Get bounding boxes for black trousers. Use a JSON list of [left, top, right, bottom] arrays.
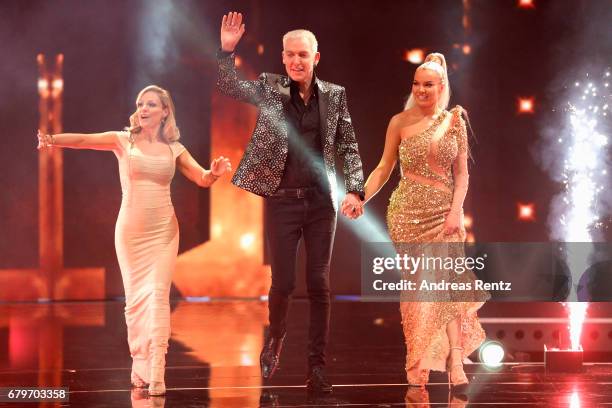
[[264, 189, 337, 369]]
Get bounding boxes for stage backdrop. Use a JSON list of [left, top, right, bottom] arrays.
[[1, 0, 610, 300]]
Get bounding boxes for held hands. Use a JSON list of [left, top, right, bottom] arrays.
[[340, 193, 364, 220], [220, 12, 245, 52], [37, 130, 53, 149]]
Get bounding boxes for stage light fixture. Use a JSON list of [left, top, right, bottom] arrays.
[[240, 353, 253, 366], [518, 0, 535, 9], [544, 345, 583, 373], [545, 303, 587, 373], [240, 233, 255, 250], [517, 203, 536, 221], [212, 223, 222, 238], [37, 78, 49, 98], [518, 97, 535, 114], [404, 49, 425, 65], [52, 79, 64, 91], [479, 341, 505, 368]]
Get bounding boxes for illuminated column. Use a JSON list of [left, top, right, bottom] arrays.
[[37, 54, 64, 300], [0, 54, 105, 301]]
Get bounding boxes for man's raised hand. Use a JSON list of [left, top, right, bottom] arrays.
[[220, 12, 246, 52]]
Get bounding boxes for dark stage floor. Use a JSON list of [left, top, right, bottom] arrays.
[[1, 300, 611, 407]]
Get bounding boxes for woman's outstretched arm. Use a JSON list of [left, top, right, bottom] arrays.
[[37, 130, 121, 151]]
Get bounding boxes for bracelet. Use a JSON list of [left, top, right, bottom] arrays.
[[210, 172, 220, 181], [43, 134, 55, 148]]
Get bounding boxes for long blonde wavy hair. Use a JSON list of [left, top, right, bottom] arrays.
[[128, 85, 180, 142]]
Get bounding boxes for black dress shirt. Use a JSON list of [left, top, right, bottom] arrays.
[[278, 80, 326, 190]]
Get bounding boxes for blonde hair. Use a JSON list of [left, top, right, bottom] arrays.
[[128, 85, 180, 142], [404, 52, 451, 111], [283, 29, 318, 53]]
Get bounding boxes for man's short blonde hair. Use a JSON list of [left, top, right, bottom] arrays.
[[282, 29, 318, 53]]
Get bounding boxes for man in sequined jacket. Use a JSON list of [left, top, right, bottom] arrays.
[[216, 12, 365, 393]]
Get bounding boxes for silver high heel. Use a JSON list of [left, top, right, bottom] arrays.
[[131, 360, 148, 388], [447, 346, 468, 388], [148, 348, 166, 396], [148, 381, 166, 396]]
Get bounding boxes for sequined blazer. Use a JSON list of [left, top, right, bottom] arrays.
[[217, 52, 364, 210]]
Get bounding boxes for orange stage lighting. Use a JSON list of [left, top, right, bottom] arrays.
[[0, 54, 104, 301], [517, 203, 536, 221], [404, 49, 425, 65], [462, 44, 472, 55], [173, 61, 270, 298], [518, 0, 535, 9], [464, 212, 475, 242], [257, 44, 264, 55], [240, 233, 256, 251], [518, 97, 535, 114], [463, 213, 473, 229]]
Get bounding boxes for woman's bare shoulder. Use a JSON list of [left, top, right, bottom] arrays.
[[390, 108, 421, 128]]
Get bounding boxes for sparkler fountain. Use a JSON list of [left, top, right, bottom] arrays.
[[544, 70, 610, 372]]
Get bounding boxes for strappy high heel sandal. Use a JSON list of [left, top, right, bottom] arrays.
[[407, 366, 430, 387], [131, 370, 148, 388], [447, 346, 468, 388]]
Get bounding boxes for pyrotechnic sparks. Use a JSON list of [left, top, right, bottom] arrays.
[[559, 70, 610, 242], [565, 302, 589, 350], [569, 391, 581, 408], [553, 69, 610, 351]]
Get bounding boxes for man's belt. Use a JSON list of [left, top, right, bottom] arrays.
[[268, 187, 316, 199]]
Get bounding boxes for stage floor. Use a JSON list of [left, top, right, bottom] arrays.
[[1, 300, 611, 407]]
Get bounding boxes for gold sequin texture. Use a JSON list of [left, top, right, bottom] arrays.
[[217, 52, 364, 210], [386, 106, 489, 374]]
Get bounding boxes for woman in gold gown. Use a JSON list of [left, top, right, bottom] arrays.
[[362, 53, 487, 387]]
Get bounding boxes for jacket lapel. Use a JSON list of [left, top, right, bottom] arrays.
[[276, 76, 291, 105], [316, 78, 330, 147]]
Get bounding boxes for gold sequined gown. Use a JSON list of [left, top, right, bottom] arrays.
[[386, 106, 487, 375]]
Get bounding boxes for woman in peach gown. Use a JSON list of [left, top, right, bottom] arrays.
[[37, 85, 231, 395], [362, 53, 488, 388]]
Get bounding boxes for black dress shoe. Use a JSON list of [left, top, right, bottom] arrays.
[[259, 390, 279, 407], [306, 366, 333, 394], [260, 334, 286, 379]]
